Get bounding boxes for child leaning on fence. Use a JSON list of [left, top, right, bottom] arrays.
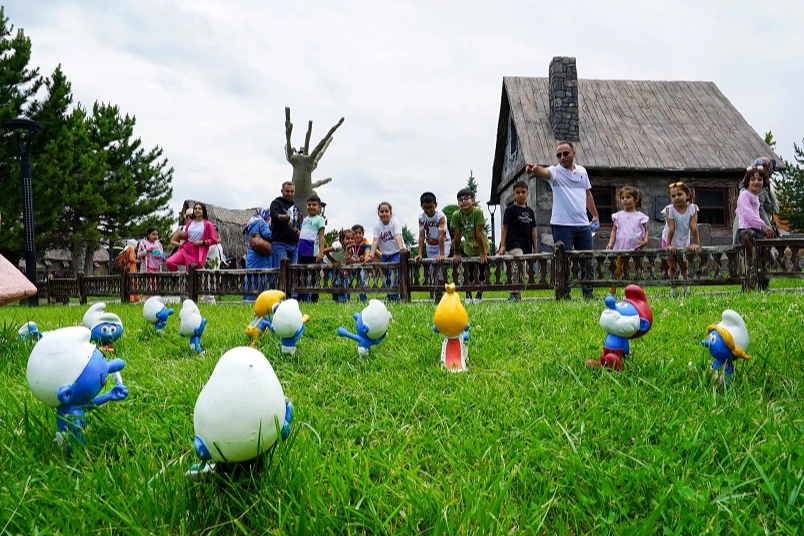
[[662, 181, 700, 294], [498, 181, 537, 301], [368, 202, 405, 302], [414, 192, 451, 302], [606, 186, 649, 295], [451, 188, 489, 304]]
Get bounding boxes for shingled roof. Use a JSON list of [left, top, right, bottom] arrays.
[[491, 71, 780, 202]]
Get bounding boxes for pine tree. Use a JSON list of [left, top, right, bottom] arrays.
[[775, 139, 804, 232]]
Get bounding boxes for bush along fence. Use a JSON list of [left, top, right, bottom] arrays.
[[41, 234, 804, 304]]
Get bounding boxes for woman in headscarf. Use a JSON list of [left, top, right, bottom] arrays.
[[243, 208, 273, 301]]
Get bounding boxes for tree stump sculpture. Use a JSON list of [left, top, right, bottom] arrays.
[[284, 107, 344, 213]]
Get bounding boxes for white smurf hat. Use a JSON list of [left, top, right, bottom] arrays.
[[26, 326, 97, 407], [707, 309, 750, 360]]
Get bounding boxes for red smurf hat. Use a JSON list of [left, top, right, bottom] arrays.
[[622, 285, 653, 338]]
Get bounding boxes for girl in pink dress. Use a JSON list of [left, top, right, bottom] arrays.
[[606, 186, 649, 294]]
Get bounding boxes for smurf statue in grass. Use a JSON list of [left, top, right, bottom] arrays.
[[433, 283, 470, 372], [587, 284, 653, 371], [337, 299, 392, 356], [270, 299, 309, 355], [26, 326, 128, 452], [702, 309, 750, 386], [18, 321, 43, 342], [143, 296, 174, 331], [82, 302, 123, 349], [179, 299, 207, 353], [187, 346, 292, 479], [246, 290, 286, 346]]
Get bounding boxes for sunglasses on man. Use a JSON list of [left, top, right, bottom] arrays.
[[556, 151, 571, 159]]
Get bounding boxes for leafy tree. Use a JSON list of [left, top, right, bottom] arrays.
[[401, 224, 416, 252], [775, 138, 804, 232], [0, 7, 43, 264]]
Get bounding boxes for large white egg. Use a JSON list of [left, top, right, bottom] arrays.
[[193, 347, 287, 463], [362, 299, 392, 340]]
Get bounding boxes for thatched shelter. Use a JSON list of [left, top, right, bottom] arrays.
[[182, 200, 259, 266]]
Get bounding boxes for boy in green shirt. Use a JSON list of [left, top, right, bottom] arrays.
[[450, 188, 489, 303]]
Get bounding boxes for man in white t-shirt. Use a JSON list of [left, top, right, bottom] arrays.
[[526, 141, 599, 299]]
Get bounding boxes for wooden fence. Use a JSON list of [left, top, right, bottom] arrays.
[[41, 234, 804, 304]]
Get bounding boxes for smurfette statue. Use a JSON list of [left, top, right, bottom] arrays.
[[187, 346, 292, 478], [270, 299, 309, 355], [26, 326, 128, 452], [82, 302, 123, 349], [587, 284, 653, 370], [337, 299, 392, 356], [433, 283, 470, 372], [702, 309, 750, 386], [246, 290, 286, 346], [143, 296, 174, 331], [179, 299, 207, 353]]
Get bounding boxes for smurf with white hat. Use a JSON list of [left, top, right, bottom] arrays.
[[26, 326, 128, 452], [701, 309, 750, 385]]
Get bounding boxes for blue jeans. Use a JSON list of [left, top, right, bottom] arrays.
[[551, 225, 594, 298], [382, 252, 400, 301], [272, 242, 298, 298]]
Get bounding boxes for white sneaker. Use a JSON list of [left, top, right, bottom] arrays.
[[464, 297, 473, 304], [473, 298, 482, 304]]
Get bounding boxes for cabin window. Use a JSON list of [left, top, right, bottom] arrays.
[[590, 187, 615, 225], [696, 188, 727, 226], [508, 117, 518, 156]]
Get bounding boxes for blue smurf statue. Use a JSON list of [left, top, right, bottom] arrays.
[[179, 299, 207, 353], [82, 302, 123, 348], [270, 299, 309, 355], [587, 284, 653, 371], [18, 321, 43, 342], [26, 326, 128, 453], [186, 347, 293, 479], [701, 309, 750, 386], [143, 296, 174, 331], [337, 299, 392, 356]]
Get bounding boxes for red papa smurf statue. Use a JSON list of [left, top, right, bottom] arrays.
[[179, 299, 207, 353], [246, 290, 286, 346], [82, 302, 123, 349], [143, 296, 174, 331], [587, 284, 653, 371], [701, 309, 750, 386], [26, 326, 128, 452], [337, 299, 392, 356], [187, 346, 292, 478]]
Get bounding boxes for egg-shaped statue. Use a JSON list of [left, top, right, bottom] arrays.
[[193, 347, 292, 464], [433, 283, 469, 339]]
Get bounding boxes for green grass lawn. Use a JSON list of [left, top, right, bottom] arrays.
[[1, 288, 803, 534]]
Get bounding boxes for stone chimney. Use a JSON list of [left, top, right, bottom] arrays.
[[548, 56, 580, 141]]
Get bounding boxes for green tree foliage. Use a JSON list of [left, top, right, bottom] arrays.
[[775, 139, 804, 232], [401, 224, 416, 250], [0, 9, 174, 273]]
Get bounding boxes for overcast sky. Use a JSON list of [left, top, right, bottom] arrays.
[[8, 0, 804, 242]]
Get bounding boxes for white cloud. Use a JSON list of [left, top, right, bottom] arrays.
[[8, 0, 804, 242]]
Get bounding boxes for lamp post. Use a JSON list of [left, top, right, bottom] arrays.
[[5, 117, 42, 306], [486, 201, 498, 255]]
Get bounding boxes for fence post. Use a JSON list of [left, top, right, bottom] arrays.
[[399, 249, 410, 302], [188, 263, 198, 302], [741, 231, 757, 291], [280, 257, 291, 296], [121, 267, 130, 303], [78, 271, 87, 305], [554, 242, 567, 300]]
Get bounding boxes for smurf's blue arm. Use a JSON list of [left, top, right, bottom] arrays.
[[281, 398, 293, 440], [281, 325, 306, 347], [337, 327, 362, 343], [93, 384, 129, 405]]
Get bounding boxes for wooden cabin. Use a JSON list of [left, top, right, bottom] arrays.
[[489, 56, 782, 248]]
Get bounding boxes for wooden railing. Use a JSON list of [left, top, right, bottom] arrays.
[[44, 235, 804, 304]]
